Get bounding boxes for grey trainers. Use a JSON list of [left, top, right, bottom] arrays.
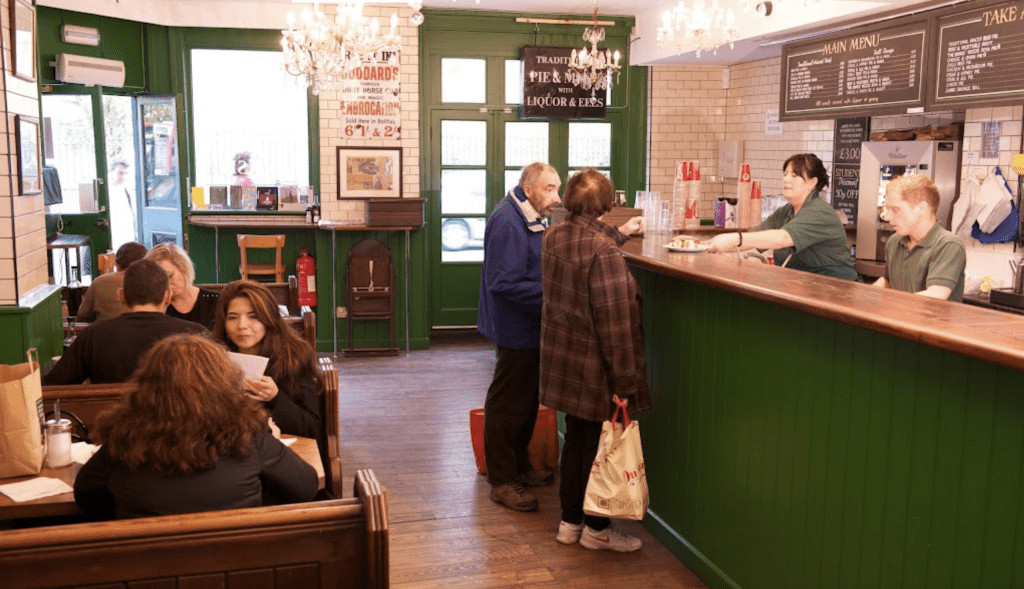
[[579, 525, 642, 552], [489, 482, 538, 512], [518, 469, 554, 486], [556, 521, 585, 544]]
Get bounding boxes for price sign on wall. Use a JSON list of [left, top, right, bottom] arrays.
[[832, 117, 869, 221], [339, 51, 401, 140]]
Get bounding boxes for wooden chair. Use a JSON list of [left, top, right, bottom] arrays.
[[96, 252, 117, 275], [237, 233, 286, 282], [346, 239, 398, 355], [0, 469, 389, 589]]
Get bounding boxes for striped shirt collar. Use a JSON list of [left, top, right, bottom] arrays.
[[511, 186, 547, 233]]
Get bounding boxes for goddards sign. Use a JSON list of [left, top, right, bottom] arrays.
[[521, 46, 607, 119]]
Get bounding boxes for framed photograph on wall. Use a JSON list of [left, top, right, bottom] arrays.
[[337, 146, 402, 199], [15, 115, 41, 195], [10, 0, 35, 82]]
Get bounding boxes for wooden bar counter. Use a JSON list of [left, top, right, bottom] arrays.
[[621, 236, 1024, 589]]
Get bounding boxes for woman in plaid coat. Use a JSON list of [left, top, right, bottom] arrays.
[[540, 168, 650, 552]]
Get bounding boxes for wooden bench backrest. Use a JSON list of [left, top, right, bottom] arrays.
[[199, 276, 298, 315], [0, 469, 388, 589], [41, 383, 131, 441]]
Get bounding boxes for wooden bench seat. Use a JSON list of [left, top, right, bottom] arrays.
[[0, 469, 388, 589], [41, 358, 342, 498]]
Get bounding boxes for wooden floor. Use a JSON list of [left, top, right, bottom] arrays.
[[333, 330, 709, 589]]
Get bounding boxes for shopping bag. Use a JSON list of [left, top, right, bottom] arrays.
[[0, 349, 45, 478], [470, 406, 559, 475], [583, 395, 649, 520]]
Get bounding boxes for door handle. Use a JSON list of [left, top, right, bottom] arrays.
[[96, 218, 109, 229]]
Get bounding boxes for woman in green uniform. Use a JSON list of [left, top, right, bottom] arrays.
[[707, 153, 857, 281]]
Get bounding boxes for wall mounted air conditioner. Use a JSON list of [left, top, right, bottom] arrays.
[[54, 53, 125, 87]]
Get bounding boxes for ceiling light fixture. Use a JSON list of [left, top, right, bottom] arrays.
[[281, 1, 409, 95], [567, 0, 621, 98], [657, 0, 739, 58]]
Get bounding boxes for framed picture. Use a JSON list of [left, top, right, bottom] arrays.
[[337, 146, 402, 199], [15, 115, 41, 195], [10, 0, 35, 82]]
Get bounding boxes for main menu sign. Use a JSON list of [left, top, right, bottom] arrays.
[[935, 0, 1024, 107], [781, 21, 927, 120], [521, 46, 607, 119]]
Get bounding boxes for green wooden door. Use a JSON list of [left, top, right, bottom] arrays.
[[420, 9, 644, 329]]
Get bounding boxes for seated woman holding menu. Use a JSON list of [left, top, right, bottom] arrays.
[[707, 153, 857, 281], [213, 280, 322, 439], [146, 242, 220, 329], [74, 334, 318, 520]]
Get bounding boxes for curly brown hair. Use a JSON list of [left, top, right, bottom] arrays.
[[96, 334, 268, 476], [212, 280, 323, 401]]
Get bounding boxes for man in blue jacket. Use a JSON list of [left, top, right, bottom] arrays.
[[478, 162, 562, 512]]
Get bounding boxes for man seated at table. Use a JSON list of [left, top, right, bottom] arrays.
[[75, 241, 148, 323], [44, 259, 209, 385], [873, 174, 966, 301]]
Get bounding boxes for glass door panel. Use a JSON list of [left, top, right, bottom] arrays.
[[138, 96, 182, 248], [102, 95, 140, 250], [440, 119, 488, 263], [42, 95, 98, 215], [442, 59, 486, 104], [569, 122, 612, 181]]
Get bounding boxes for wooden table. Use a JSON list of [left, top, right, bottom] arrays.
[[0, 436, 324, 523]]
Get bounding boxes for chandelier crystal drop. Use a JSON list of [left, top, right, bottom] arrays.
[[657, 0, 739, 58], [281, 1, 405, 96], [567, 0, 622, 98]]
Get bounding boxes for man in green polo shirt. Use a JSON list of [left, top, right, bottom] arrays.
[[874, 174, 966, 301]]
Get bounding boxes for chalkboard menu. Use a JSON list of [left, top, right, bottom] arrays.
[[831, 117, 869, 221], [934, 0, 1024, 107], [780, 21, 927, 120]]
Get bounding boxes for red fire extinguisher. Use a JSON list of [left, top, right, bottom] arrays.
[[296, 246, 317, 307]]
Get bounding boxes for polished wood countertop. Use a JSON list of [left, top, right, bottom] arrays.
[[621, 236, 1024, 371]]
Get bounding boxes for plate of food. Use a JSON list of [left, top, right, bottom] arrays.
[[665, 237, 709, 253]]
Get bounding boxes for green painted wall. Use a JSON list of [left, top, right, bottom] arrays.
[[634, 266, 1024, 589], [0, 288, 64, 366]]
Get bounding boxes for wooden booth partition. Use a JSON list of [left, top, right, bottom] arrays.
[[624, 240, 1024, 589]]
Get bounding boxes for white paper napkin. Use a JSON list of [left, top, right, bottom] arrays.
[[0, 477, 74, 502], [71, 441, 100, 464], [280, 437, 296, 447]]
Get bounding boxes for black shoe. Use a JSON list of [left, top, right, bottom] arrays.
[[518, 469, 554, 486]]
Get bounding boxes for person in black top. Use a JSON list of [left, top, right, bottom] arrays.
[[74, 334, 318, 519], [213, 280, 322, 439], [43, 259, 208, 385], [145, 242, 219, 329]]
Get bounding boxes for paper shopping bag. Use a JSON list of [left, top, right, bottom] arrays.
[[0, 349, 45, 478], [583, 395, 649, 520]]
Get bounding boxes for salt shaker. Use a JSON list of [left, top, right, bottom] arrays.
[[45, 418, 73, 468]]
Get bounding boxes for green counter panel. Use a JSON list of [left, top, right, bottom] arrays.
[[0, 288, 64, 366], [635, 267, 1024, 589]]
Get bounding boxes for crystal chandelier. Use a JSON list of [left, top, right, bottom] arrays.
[[567, 0, 621, 98], [281, 1, 406, 95], [657, 0, 739, 58]]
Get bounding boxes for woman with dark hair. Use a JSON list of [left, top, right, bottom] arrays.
[[540, 168, 649, 552], [73, 334, 318, 519], [213, 280, 322, 439], [708, 153, 857, 280]]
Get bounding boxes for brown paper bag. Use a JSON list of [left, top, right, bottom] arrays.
[[0, 349, 45, 478]]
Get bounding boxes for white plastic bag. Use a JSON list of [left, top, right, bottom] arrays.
[[583, 395, 649, 521], [976, 169, 1014, 233]]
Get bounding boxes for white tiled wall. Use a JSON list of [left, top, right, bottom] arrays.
[[316, 4, 420, 224], [1, 0, 47, 305], [648, 56, 1024, 287]]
